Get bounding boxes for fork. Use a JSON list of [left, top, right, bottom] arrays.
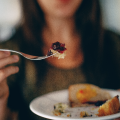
[[0, 49, 57, 60]]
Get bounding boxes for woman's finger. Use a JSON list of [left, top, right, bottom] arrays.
[[0, 79, 9, 99], [0, 66, 19, 82], [0, 51, 11, 59], [0, 55, 19, 68], [114, 118, 120, 120]]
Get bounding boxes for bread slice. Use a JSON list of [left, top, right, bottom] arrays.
[[97, 95, 120, 116], [69, 84, 111, 107]]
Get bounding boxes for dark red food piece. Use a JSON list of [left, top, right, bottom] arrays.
[[51, 41, 67, 53]]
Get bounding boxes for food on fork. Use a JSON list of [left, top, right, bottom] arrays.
[[69, 84, 112, 107], [97, 95, 120, 116], [47, 41, 67, 59]]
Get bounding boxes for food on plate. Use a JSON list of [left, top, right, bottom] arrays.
[[97, 95, 120, 116], [54, 103, 68, 113], [52, 86, 120, 118], [53, 103, 69, 116], [47, 41, 67, 59], [80, 111, 92, 118], [69, 84, 112, 107]]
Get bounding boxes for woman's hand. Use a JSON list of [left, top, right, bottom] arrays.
[[0, 51, 19, 119]]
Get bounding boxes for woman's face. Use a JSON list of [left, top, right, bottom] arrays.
[[37, 0, 83, 18]]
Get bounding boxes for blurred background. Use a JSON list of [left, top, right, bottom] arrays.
[[0, 0, 120, 41]]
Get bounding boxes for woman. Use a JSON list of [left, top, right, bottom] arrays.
[[0, 0, 120, 119]]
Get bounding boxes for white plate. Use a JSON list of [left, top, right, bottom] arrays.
[[30, 89, 120, 120]]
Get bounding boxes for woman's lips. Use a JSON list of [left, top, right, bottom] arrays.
[[58, 0, 71, 4]]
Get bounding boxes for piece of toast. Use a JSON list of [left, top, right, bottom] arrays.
[[97, 95, 120, 116], [69, 84, 111, 107]]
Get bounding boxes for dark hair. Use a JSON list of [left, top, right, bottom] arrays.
[[74, 0, 104, 71], [21, 0, 44, 42], [21, 0, 104, 82]]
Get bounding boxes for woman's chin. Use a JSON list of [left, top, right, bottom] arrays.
[[50, 11, 76, 19]]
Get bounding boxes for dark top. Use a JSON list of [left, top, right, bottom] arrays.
[[0, 28, 120, 120]]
